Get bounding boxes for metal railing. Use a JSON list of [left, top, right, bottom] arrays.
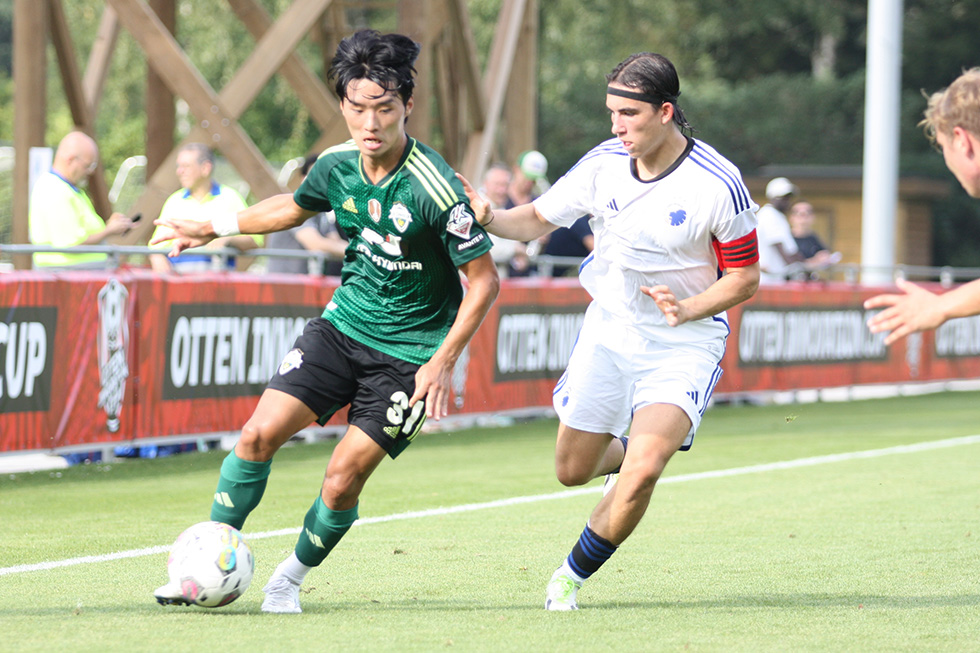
[[3, 244, 980, 288], [0, 244, 338, 276]]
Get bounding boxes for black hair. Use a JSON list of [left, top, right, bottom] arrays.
[[606, 52, 693, 132], [329, 29, 421, 105], [300, 154, 318, 177]]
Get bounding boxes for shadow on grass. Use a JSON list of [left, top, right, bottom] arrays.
[[5, 592, 979, 618], [261, 592, 980, 613]]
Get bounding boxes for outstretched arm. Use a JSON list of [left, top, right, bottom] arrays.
[[152, 193, 315, 257], [865, 277, 980, 345], [456, 173, 557, 242]]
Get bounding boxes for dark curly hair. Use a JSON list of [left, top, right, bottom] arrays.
[[329, 30, 421, 105]]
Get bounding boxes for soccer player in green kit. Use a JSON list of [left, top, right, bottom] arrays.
[[152, 30, 499, 613]]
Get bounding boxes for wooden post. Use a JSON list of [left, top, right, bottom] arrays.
[[398, 0, 432, 144], [82, 7, 120, 119], [461, 0, 528, 182], [227, 0, 347, 146], [503, 0, 538, 165], [12, 0, 48, 269], [48, 0, 113, 219], [146, 0, 176, 178]]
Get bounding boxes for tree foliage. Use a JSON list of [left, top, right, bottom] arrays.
[[0, 3, 11, 76]]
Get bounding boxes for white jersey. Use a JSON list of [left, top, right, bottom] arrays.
[[534, 137, 758, 345], [756, 203, 799, 285]]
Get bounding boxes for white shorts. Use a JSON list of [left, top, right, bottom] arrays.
[[552, 303, 725, 450]]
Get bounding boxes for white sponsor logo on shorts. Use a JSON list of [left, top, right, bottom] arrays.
[[278, 348, 304, 375]]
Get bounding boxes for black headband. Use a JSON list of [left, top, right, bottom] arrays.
[[606, 85, 679, 105]]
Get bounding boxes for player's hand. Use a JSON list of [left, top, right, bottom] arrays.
[[151, 217, 217, 257], [410, 356, 454, 421], [455, 173, 493, 226], [641, 284, 689, 327], [864, 278, 945, 345]]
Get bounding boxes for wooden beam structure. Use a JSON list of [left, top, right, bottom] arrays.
[[82, 7, 121, 119], [461, 0, 536, 183], [145, 0, 175, 178], [12, 0, 48, 271], [10, 0, 542, 267], [47, 0, 113, 219]]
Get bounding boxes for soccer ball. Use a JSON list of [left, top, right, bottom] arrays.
[[165, 521, 254, 607]]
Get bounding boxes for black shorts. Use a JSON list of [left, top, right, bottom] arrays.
[[267, 317, 426, 458]]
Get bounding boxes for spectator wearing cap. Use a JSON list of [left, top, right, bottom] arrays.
[[756, 176, 805, 285], [501, 150, 550, 276], [506, 150, 549, 208]]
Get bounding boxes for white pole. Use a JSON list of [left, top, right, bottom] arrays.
[[861, 0, 904, 286]]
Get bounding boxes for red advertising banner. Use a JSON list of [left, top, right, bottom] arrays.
[[131, 271, 336, 439], [0, 271, 138, 451], [719, 284, 980, 395], [2, 273, 978, 455]]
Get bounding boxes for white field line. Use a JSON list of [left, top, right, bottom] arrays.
[[3, 434, 979, 578]]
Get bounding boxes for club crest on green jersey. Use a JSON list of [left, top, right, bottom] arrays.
[[390, 202, 413, 233]]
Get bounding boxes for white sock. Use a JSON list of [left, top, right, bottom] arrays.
[[274, 552, 312, 585], [558, 560, 586, 584]]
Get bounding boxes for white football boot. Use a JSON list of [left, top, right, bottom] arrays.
[[261, 575, 302, 613], [544, 567, 583, 611]]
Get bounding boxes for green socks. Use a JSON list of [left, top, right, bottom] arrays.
[[209, 451, 358, 569], [294, 496, 359, 567], [210, 451, 272, 530]]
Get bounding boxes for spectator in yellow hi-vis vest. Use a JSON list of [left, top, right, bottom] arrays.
[[149, 143, 257, 274], [29, 131, 134, 268]]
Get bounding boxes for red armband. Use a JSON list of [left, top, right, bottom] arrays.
[[714, 229, 759, 269]]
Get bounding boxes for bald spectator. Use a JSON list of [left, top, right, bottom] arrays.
[[29, 131, 134, 268]]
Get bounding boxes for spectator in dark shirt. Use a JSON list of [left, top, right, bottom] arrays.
[[541, 215, 594, 277], [266, 154, 347, 274], [789, 201, 827, 258], [788, 200, 839, 280]]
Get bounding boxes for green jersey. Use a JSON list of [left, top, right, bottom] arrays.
[[293, 137, 493, 365]]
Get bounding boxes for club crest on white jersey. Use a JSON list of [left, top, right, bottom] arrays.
[[668, 207, 688, 226]]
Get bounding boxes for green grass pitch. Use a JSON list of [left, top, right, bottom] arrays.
[[1, 391, 979, 651]]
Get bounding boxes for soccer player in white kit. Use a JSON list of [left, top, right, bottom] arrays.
[[460, 52, 761, 610]]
